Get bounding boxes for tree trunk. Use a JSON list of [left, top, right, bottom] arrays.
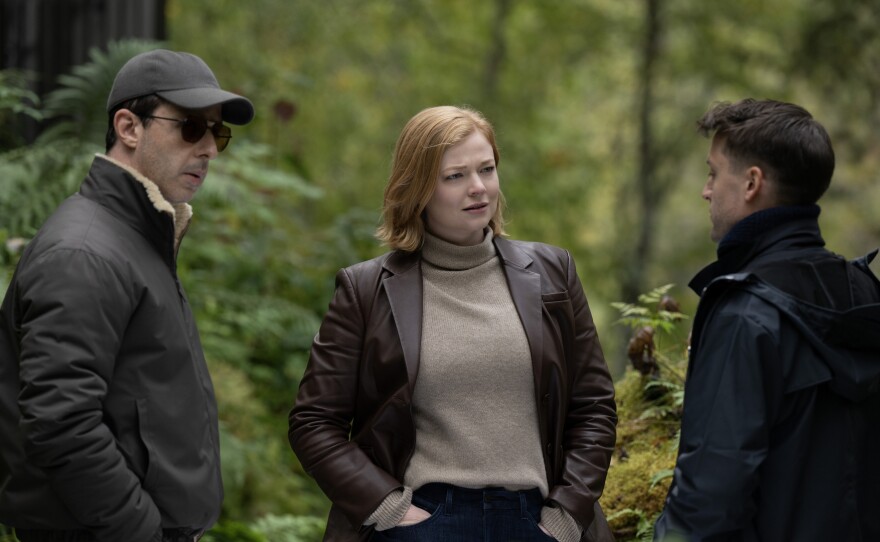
[[622, 0, 661, 303], [483, 0, 511, 104]]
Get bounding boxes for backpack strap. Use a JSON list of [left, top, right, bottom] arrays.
[[748, 252, 852, 310]]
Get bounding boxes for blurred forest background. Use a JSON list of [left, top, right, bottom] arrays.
[[2, 0, 880, 540]]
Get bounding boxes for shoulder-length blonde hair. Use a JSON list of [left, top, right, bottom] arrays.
[[376, 105, 507, 252]]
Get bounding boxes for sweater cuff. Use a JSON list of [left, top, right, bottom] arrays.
[[365, 487, 413, 531], [541, 504, 583, 542]]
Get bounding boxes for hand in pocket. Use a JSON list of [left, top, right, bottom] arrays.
[[396, 504, 432, 526]]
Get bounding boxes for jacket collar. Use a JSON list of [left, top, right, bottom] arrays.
[[383, 248, 421, 275], [494, 236, 534, 269], [80, 155, 193, 264], [493, 237, 543, 392], [690, 205, 825, 295], [381, 234, 534, 275], [383, 237, 532, 275], [382, 249, 423, 391]]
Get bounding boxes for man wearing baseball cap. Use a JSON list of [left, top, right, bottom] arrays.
[[0, 49, 254, 542]]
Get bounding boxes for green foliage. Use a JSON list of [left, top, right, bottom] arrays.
[[39, 40, 162, 146], [201, 520, 267, 542], [0, 141, 93, 237], [250, 514, 325, 542], [601, 287, 689, 541], [177, 137, 373, 420], [0, 229, 24, 295], [0, 40, 160, 238], [0, 67, 78, 236], [0, 71, 41, 119], [606, 508, 655, 542], [209, 360, 328, 519], [611, 284, 688, 335], [200, 514, 324, 542], [0, 70, 42, 151], [167, 0, 880, 380]]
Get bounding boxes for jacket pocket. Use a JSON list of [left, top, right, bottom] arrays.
[[135, 398, 159, 489], [541, 290, 570, 304], [542, 291, 575, 361]]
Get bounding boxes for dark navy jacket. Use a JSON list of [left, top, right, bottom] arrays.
[[655, 207, 880, 541]]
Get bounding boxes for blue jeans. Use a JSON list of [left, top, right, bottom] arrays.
[[371, 483, 557, 542]]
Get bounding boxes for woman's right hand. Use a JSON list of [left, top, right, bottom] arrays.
[[396, 504, 432, 526]]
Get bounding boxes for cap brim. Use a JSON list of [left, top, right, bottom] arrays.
[[157, 87, 255, 125]]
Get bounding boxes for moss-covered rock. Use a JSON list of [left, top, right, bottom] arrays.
[[600, 368, 681, 541]]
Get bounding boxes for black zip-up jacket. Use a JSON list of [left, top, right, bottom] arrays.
[[655, 206, 880, 541], [0, 155, 222, 541]]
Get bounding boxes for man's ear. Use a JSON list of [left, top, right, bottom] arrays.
[[743, 165, 767, 203], [113, 109, 141, 150]]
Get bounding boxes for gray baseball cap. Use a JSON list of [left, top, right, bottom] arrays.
[[107, 49, 254, 125]]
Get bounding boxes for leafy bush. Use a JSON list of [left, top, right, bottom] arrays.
[[0, 69, 41, 152], [250, 514, 325, 542], [201, 514, 324, 542], [201, 519, 267, 542], [0, 40, 159, 237]]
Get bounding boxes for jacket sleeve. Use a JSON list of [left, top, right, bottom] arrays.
[[288, 267, 402, 529], [654, 292, 781, 541], [547, 252, 618, 531], [16, 249, 161, 542]]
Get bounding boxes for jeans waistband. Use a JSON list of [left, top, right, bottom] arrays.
[[415, 482, 544, 512]]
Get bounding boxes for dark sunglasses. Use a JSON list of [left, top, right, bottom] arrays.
[[142, 115, 232, 152]]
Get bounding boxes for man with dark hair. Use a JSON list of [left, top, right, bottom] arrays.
[[0, 49, 254, 542], [654, 98, 880, 541]]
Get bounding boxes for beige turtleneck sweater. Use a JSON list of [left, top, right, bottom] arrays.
[[366, 231, 581, 542], [408, 229, 547, 493]]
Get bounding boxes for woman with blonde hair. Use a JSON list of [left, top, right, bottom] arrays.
[[289, 105, 616, 542]]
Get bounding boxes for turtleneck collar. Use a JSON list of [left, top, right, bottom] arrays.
[[689, 204, 826, 295], [717, 204, 820, 258], [421, 229, 496, 270]]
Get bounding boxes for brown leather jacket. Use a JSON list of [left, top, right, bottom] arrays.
[[289, 237, 617, 541]]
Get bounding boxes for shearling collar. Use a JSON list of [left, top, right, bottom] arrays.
[[96, 154, 193, 251]]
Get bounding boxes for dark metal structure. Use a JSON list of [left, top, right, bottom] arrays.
[[0, 0, 166, 141]]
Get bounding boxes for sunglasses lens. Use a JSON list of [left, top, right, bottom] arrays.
[[180, 117, 232, 152], [212, 124, 231, 152], [180, 117, 208, 144]]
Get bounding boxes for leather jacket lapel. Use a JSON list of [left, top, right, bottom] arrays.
[[381, 239, 547, 396], [495, 238, 544, 392], [383, 251, 423, 393]]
